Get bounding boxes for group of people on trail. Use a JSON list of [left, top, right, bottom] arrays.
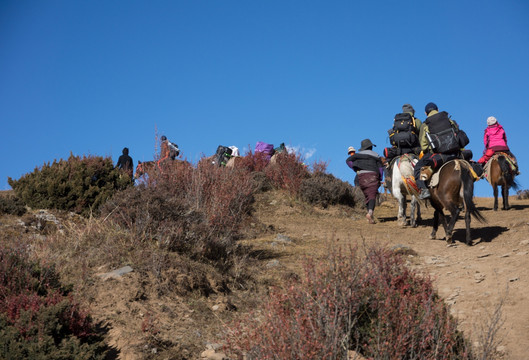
[[115, 135, 180, 177], [346, 101, 518, 224]]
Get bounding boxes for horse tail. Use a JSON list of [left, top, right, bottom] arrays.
[[461, 166, 487, 223], [498, 156, 519, 190]]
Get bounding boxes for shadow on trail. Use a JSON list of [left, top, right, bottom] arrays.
[[505, 203, 529, 211], [453, 225, 509, 244]]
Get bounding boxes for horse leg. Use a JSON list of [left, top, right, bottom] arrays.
[[493, 185, 499, 211], [415, 196, 422, 223], [430, 209, 442, 239], [464, 208, 472, 245], [502, 185, 510, 210], [410, 195, 418, 228], [445, 207, 461, 244], [395, 191, 407, 226]]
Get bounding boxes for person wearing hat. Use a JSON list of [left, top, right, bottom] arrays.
[[346, 139, 383, 224], [413, 102, 463, 199], [477, 116, 517, 171], [346, 146, 359, 186], [401, 103, 423, 133], [384, 104, 423, 189]]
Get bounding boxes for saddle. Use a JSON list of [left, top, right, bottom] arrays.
[[482, 152, 518, 184], [421, 159, 480, 188], [391, 154, 420, 196]]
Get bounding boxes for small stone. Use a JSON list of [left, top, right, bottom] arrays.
[[520, 240, 529, 246], [500, 253, 510, 258], [276, 234, 292, 243], [474, 274, 485, 283], [509, 277, 519, 282], [206, 343, 223, 351], [97, 266, 133, 280], [477, 253, 492, 258], [266, 259, 280, 268], [516, 251, 528, 256]]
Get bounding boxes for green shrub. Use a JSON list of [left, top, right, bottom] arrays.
[[8, 154, 131, 216], [516, 189, 529, 199], [299, 173, 360, 208], [0, 195, 27, 216]]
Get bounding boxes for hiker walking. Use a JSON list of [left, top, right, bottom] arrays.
[[413, 102, 463, 199], [477, 116, 518, 172], [116, 147, 133, 178], [346, 139, 383, 224]]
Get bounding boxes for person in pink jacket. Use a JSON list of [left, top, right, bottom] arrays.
[[477, 116, 518, 171]]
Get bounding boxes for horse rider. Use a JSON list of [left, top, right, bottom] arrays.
[[477, 116, 519, 174], [346, 139, 383, 224], [413, 102, 462, 200], [384, 103, 422, 189], [116, 147, 133, 178], [158, 135, 180, 168]]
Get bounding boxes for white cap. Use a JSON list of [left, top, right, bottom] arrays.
[[487, 116, 497, 126], [347, 146, 356, 153]]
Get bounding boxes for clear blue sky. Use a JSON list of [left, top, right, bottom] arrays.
[[1, 1, 528, 197]]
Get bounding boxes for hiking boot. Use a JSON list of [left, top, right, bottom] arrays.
[[418, 188, 431, 200]]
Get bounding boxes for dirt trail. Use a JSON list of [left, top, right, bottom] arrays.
[[253, 193, 529, 359]]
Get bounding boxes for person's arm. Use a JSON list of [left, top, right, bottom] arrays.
[[419, 124, 429, 151], [483, 129, 489, 149], [346, 154, 355, 170]]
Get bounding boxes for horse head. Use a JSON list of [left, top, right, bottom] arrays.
[[419, 166, 434, 182], [135, 161, 144, 177]]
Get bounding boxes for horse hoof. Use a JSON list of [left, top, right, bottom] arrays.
[[411, 222, 418, 228], [429, 234, 436, 240]]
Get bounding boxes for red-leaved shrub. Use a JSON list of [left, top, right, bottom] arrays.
[[265, 153, 310, 195], [224, 246, 472, 359], [102, 159, 255, 262], [0, 244, 108, 358]]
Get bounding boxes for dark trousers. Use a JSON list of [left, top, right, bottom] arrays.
[[414, 153, 458, 189]]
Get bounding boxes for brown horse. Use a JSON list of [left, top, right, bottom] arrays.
[[135, 160, 157, 178], [421, 160, 486, 245], [135, 159, 191, 179], [488, 154, 519, 211]]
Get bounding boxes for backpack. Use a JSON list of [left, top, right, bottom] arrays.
[[168, 142, 180, 159], [425, 111, 461, 154], [255, 141, 275, 159], [388, 113, 419, 148], [274, 142, 287, 154], [214, 145, 233, 167]]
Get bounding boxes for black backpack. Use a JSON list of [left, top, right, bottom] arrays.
[[388, 113, 418, 148], [168, 142, 180, 159], [424, 111, 462, 154], [214, 145, 233, 167]]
